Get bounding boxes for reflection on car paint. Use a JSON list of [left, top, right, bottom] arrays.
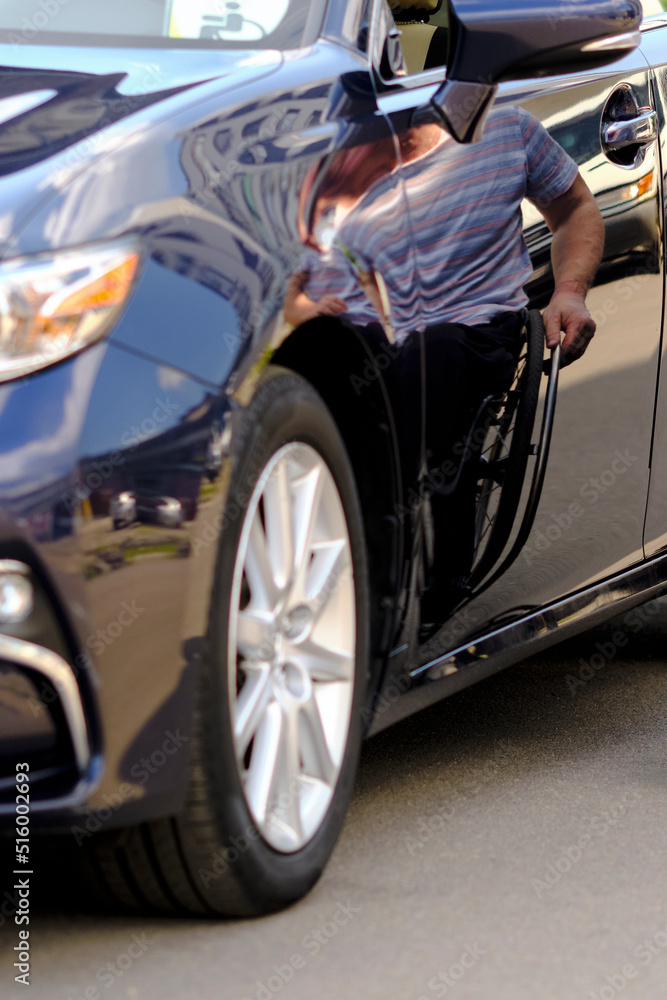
[[0, 0, 663, 827]]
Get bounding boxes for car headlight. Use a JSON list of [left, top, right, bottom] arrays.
[[0, 241, 142, 382]]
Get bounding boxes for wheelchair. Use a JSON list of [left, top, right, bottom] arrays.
[[417, 308, 559, 632], [467, 308, 560, 592]]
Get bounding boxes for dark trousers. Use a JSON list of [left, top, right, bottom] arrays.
[[364, 312, 523, 606]]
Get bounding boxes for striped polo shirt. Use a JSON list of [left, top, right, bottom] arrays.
[[304, 105, 579, 340]]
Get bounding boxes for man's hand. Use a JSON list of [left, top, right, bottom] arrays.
[[303, 294, 347, 321], [536, 173, 604, 367], [284, 284, 347, 327], [542, 279, 596, 367]]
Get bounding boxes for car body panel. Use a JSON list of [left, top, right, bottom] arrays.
[[0, 338, 229, 818], [414, 50, 664, 662], [637, 24, 667, 557], [0, 29, 408, 820], [0, 1, 666, 830], [357, 9, 663, 679]]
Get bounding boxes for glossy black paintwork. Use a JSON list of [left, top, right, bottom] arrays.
[[409, 53, 664, 674], [0, 341, 226, 815], [0, 30, 406, 818], [448, 0, 642, 82], [0, 2, 664, 826], [635, 24, 667, 559]]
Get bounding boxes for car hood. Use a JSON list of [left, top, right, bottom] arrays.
[[0, 44, 282, 241]]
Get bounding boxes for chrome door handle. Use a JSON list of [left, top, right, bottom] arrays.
[[602, 108, 658, 152]]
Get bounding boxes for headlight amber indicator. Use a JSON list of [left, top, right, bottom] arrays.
[[0, 242, 142, 382]]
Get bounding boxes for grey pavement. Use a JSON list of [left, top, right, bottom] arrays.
[[5, 596, 667, 1000]]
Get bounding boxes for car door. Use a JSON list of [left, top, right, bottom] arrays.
[[637, 17, 667, 558], [368, 3, 663, 666], [176, 0, 426, 674], [429, 44, 663, 659], [363, 0, 454, 665]]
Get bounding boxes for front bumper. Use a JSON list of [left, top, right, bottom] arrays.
[[0, 340, 231, 828]]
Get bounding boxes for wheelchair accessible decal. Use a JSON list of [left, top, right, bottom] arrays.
[[167, 0, 288, 41]]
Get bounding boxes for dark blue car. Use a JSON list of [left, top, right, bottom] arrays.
[[0, 0, 664, 916]]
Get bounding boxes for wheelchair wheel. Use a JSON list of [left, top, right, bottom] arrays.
[[468, 309, 545, 588]]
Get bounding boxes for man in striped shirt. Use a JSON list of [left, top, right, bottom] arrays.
[[290, 104, 601, 359], [286, 104, 604, 622]]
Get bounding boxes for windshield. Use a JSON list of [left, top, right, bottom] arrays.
[[0, 0, 317, 49], [642, 0, 667, 14]]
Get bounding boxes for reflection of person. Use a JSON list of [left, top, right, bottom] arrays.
[[406, 108, 603, 620], [315, 111, 599, 356], [299, 106, 602, 359], [284, 270, 346, 327], [293, 105, 604, 622], [297, 137, 399, 255], [289, 136, 402, 331]]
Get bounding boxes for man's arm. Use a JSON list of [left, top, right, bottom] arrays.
[[537, 172, 604, 365]]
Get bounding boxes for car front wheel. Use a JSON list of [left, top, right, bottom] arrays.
[[76, 367, 369, 917]]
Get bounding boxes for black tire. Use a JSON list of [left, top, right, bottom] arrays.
[[71, 367, 369, 917], [469, 310, 545, 587]]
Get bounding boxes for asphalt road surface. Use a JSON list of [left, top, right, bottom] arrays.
[[5, 596, 667, 1000]]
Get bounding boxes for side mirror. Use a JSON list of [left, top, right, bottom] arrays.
[[431, 0, 642, 142]]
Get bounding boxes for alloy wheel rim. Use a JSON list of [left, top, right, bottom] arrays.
[[228, 442, 356, 853]]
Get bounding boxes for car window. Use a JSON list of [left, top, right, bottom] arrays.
[[0, 0, 319, 49], [386, 0, 449, 77], [357, 0, 374, 52], [642, 0, 667, 14], [326, 0, 374, 51]]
